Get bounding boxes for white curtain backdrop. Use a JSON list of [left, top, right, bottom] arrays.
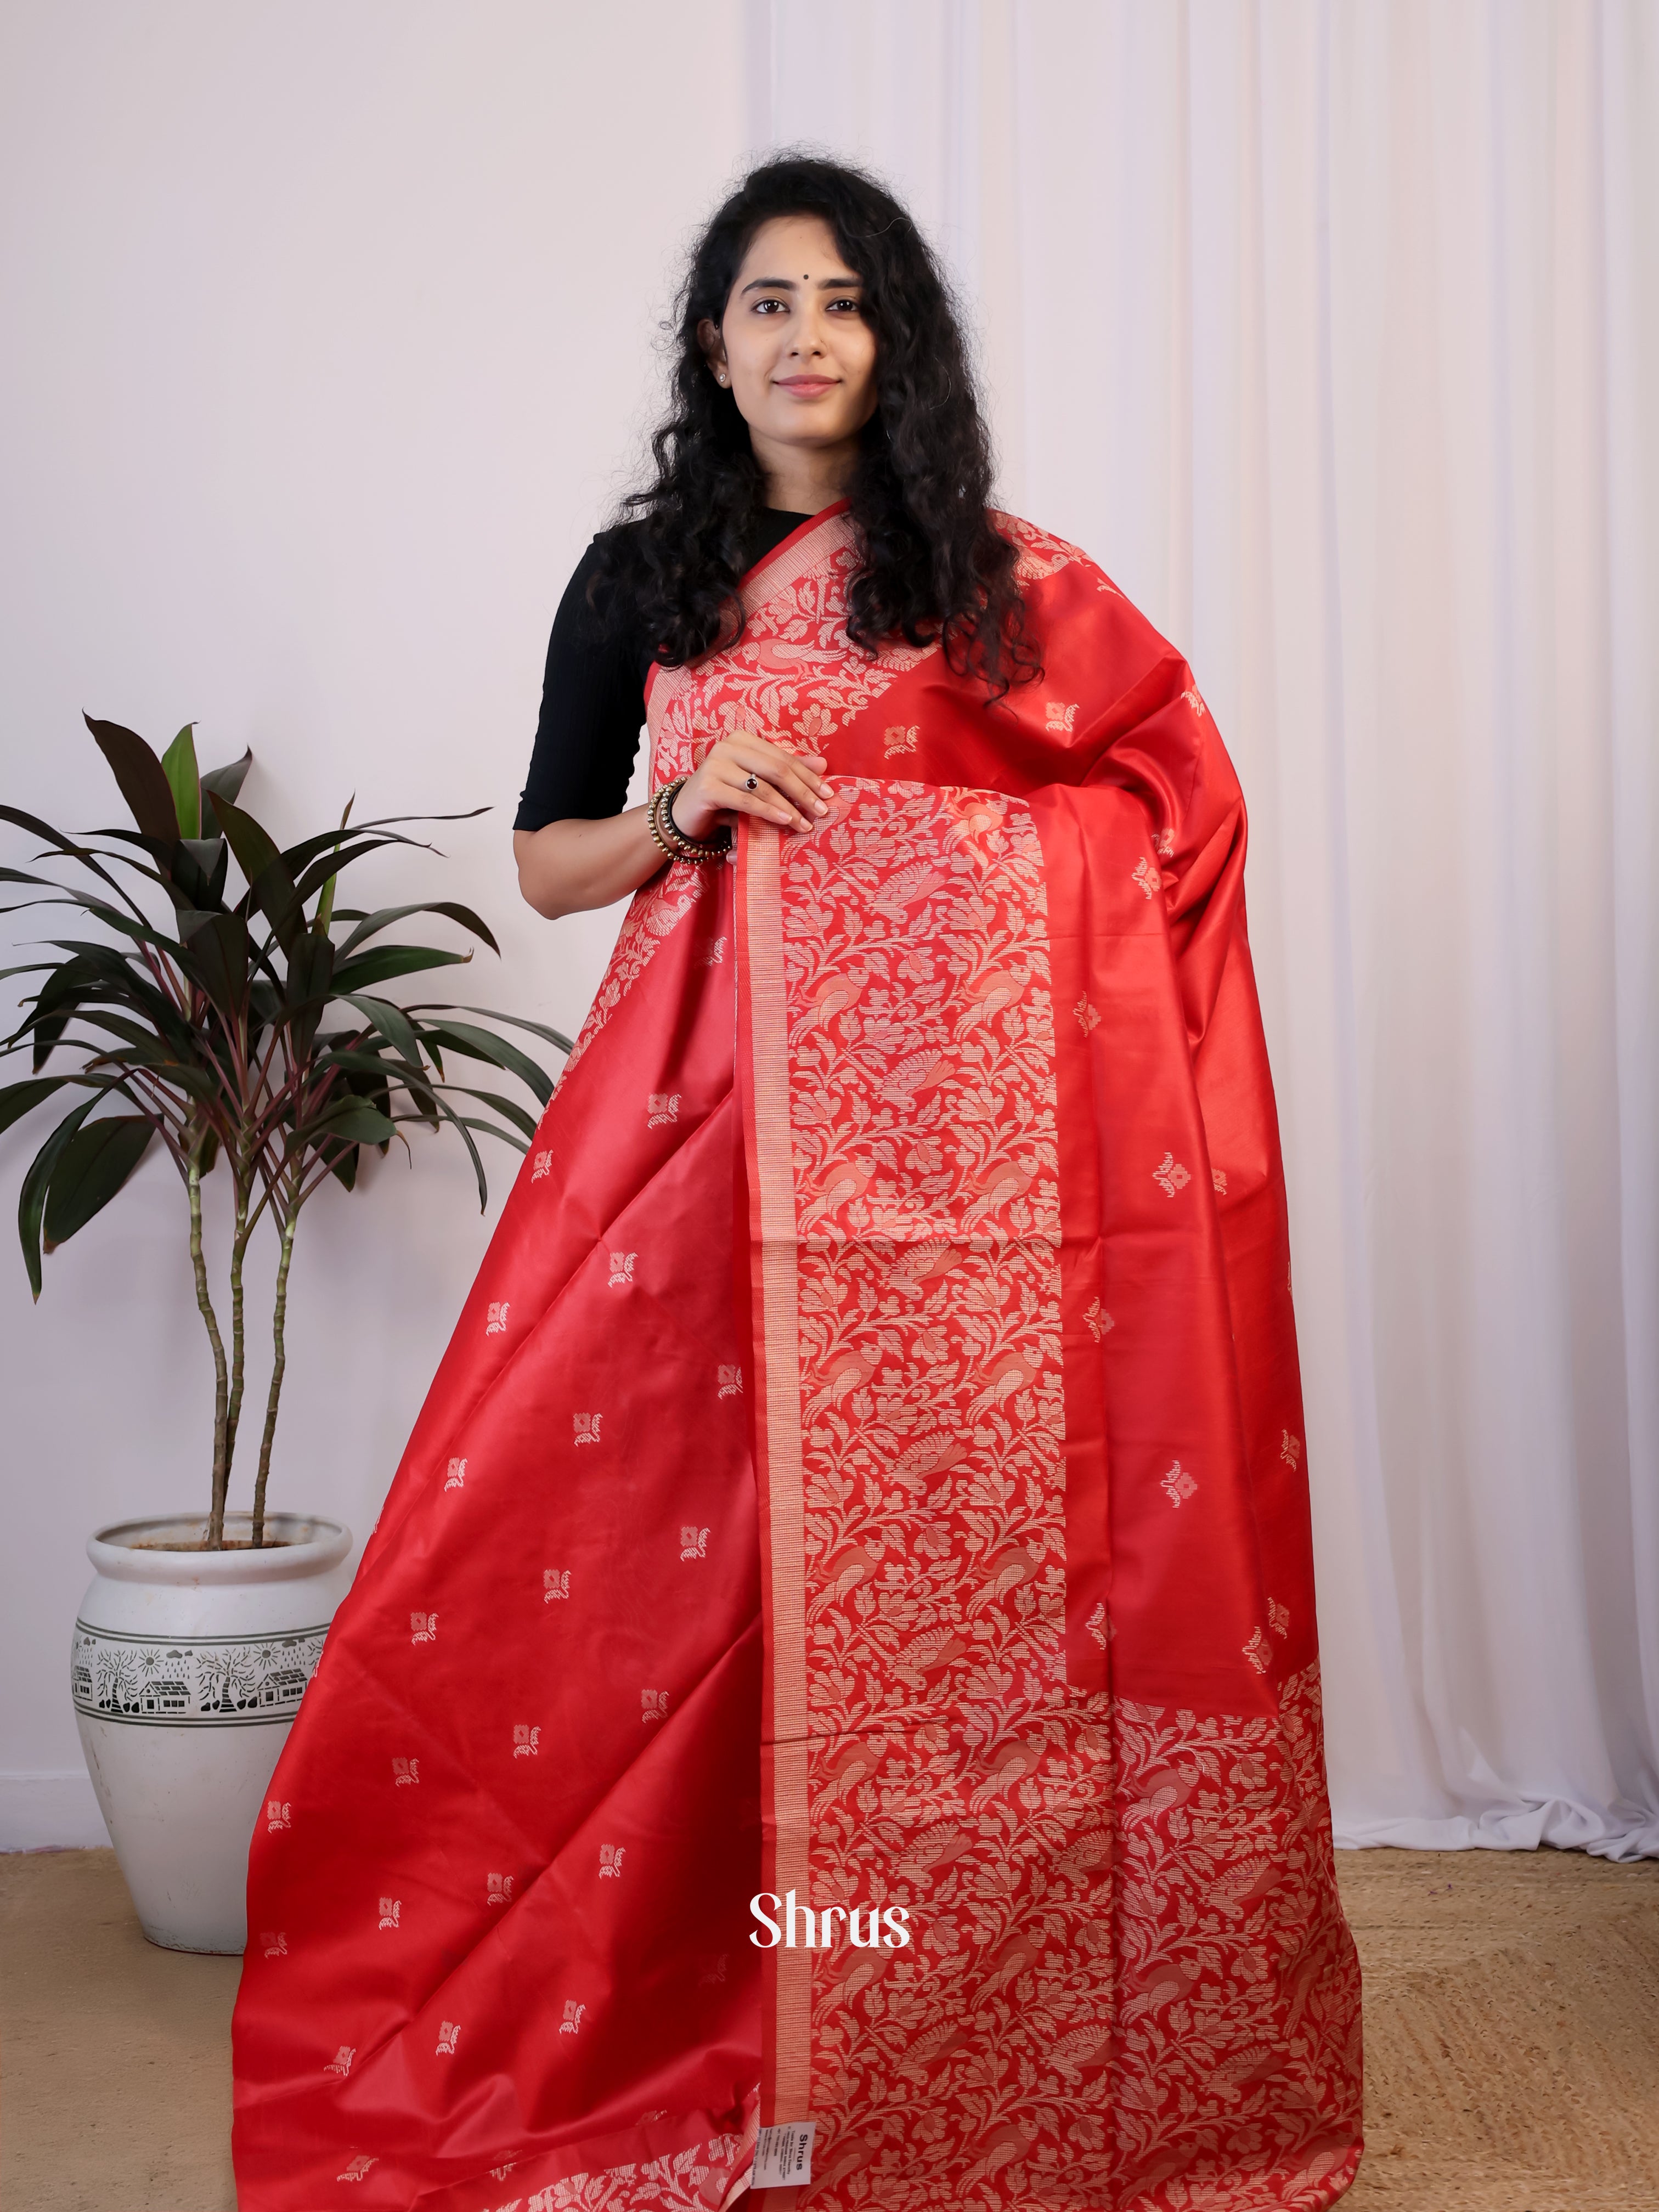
[[749, 0, 1659, 1855]]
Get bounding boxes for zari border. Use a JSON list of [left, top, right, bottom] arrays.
[[736, 816, 813, 2126], [734, 503, 855, 628], [646, 504, 856, 765]]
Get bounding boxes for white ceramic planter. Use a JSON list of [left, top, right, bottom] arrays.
[[71, 1511, 352, 1954]]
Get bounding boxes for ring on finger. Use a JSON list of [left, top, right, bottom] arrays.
[[743, 773, 759, 791]]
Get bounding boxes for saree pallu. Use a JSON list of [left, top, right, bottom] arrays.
[[233, 506, 1362, 2210]]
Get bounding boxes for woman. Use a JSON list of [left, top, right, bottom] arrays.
[[234, 156, 1362, 2211]]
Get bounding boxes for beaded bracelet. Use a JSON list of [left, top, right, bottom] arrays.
[[648, 776, 731, 864]]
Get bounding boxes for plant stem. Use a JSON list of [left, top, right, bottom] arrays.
[[250, 1201, 298, 1549], [189, 1159, 232, 1549], [225, 1166, 252, 1480]]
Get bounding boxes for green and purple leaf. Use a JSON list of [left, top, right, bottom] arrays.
[[0, 1075, 73, 1138], [331, 943, 471, 994], [199, 750, 253, 810], [206, 794, 304, 951], [338, 992, 422, 1068], [307, 1097, 397, 1146], [42, 1115, 156, 1250], [84, 716, 180, 845], [279, 929, 334, 1061], [335, 900, 500, 958], [417, 1020, 555, 1103], [17, 1095, 95, 1297], [433, 1003, 574, 1055], [183, 911, 251, 1021], [160, 726, 201, 842]]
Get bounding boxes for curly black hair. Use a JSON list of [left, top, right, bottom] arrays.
[[591, 153, 1040, 700]]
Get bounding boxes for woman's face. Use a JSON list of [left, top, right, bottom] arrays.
[[699, 214, 879, 465]]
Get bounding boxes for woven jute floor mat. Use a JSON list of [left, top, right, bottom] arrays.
[[2, 1843, 1656, 2209], [1338, 1845, 1659, 2209]]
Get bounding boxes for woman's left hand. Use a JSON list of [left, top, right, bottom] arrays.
[[673, 729, 830, 840]]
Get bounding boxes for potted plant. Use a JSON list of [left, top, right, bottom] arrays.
[[1, 716, 567, 1951]]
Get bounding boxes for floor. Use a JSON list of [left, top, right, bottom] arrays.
[[1338, 1846, 1659, 2210], [2, 1848, 240, 2211], [2, 1846, 1656, 2210]]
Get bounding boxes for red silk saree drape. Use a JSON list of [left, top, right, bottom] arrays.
[[233, 506, 1362, 2210]]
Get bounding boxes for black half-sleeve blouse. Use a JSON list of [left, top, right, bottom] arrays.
[[514, 510, 812, 832]]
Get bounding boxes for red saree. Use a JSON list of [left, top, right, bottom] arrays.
[[233, 506, 1362, 2210]]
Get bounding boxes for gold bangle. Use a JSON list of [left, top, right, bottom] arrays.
[[651, 776, 730, 864], [645, 782, 678, 865]]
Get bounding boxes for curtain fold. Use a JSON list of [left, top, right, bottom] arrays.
[[749, 0, 1659, 1855]]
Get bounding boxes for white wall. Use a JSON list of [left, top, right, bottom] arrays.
[[0, 2, 750, 1845]]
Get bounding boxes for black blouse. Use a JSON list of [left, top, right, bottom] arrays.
[[515, 510, 813, 832]]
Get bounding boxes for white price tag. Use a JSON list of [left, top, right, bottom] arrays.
[[752, 2120, 816, 2189]]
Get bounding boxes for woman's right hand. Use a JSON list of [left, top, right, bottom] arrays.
[[513, 728, 830, 922], [672, 730, 830, 840]]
